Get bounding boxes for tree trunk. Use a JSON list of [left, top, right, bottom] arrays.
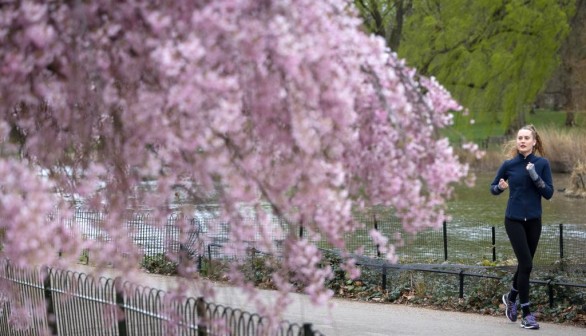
[[565, 110, 576, 126], [388, 0, 412, 51]]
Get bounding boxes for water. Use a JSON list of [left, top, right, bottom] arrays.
[[72, 206, 284, 258], [448, 172, 585, 226], [69, 172, 585, 264], [443, 172, 586, 264]]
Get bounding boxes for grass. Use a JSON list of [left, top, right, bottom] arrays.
[[446, 108, 585, 146], [448, 109, 586, 173]]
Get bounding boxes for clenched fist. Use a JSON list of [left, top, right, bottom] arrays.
[[498, 178, 509, 190], [526, 163, 538, 181]]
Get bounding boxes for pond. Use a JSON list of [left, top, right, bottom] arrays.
[[448, 172, 585, 226], [71, 172, 584, 264], [359, 172, 586, 264]]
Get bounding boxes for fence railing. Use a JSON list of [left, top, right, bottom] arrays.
[[0, 259, 323, 336], [364, 220, 586, 265], [351, 260, 586, 308], [68, 206, 586, 266]]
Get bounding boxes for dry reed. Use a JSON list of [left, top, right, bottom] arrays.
[[461, 126, 586, 174]]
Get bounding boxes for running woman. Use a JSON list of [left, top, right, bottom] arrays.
[[490, 124, 554, 329]]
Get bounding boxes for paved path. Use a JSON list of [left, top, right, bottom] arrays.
[[73, 264, 585, 336], [203, 286, 585, 336]]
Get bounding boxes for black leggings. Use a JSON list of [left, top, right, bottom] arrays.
[[505, 217, 542, 304]]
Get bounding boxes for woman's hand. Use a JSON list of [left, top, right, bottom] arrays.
[[527, 163, 539, 181], [498, 178, 509, 190]]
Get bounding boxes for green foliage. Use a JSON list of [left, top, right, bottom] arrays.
[[199, 253, 279, 287], [79, 249, 89, 265], [322, 250, 345, 289], [190, 251, 586, 325], [397, 0, 575, 136], [317, 251, 586, 324], [141, 254, 178, 276], [199, 258, 229, 280], [239, 253, 279, 288]]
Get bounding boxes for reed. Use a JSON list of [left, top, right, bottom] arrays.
[[460, 126, 586, 174], [540, 126, 586, 173]]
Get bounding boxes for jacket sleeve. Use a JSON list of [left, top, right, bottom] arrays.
[[533, 159, 554, 200], [490, 162, 507, 195]]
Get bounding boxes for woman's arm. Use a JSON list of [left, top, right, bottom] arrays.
[[490, 162, 507, 195], [535, 159, 554, 200]]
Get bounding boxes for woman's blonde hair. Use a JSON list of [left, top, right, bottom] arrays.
[[503, 124, 546, 159]]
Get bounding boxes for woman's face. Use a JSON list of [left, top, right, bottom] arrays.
[[516, 129, 535, 156]]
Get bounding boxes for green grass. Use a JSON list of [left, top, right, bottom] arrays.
[[528, 108, 573, 126], [445, 114, 504, 145], [444, 109, 584, 146]]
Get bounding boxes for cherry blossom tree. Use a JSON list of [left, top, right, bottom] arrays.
[[0, 0, 479, 327]]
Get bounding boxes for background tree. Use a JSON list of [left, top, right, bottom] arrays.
[[558, 0, 586, 127], [394, 0, 574, 136], [0, 0, 479, 327], [354, 0, 412, 51]]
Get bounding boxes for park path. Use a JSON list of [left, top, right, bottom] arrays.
[[71, 264, 585, 336]]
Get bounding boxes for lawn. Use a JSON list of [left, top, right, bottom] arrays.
[[443, 109, 584, 146]]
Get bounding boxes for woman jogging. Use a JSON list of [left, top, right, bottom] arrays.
[[490, 124, 554, 330]]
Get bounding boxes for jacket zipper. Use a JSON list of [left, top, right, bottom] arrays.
[[523, 156, 529, 221]]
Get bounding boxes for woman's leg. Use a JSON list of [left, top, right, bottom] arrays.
[[525, 217, 542, 260], [520, 218, 542, 316], [505, 218, 542, 312]]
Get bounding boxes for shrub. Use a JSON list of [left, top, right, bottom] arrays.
[[141, 254, 178, 276], [538, 127, 586, 173], [565, 161, 586, 198]]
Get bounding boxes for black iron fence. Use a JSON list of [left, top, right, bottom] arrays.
[[3, 205, 585, 334], [356, 217, 586, 265], [351, 260, 586, 309], [67, 206, 586, 266], [0, 259, 323, 336]]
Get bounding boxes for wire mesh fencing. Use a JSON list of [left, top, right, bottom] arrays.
[[66, 206, 586, 267]]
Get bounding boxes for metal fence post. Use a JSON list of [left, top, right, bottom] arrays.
[[114, 278, 128, 336], [547, 280, 554, 308], [381, 263, 387, 291], [196, 297, 207, 336], [302, 323, 314, 336], [458, 270, 464, 299], [42, 267, 58, 336], [443, 221, 448, 261], [559, 223, 564, 260], [374, 214, 381, 258], [179, 243, 186, 265], [206, 244, 213, 275], [492, 226, 496, 262]]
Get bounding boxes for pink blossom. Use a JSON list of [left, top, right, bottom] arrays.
[[0, 0, 481, 326]]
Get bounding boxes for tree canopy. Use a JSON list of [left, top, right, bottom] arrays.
[[353, 0, 412, 51], [397, 0, 574, 133], [0, 0, 478, 327]]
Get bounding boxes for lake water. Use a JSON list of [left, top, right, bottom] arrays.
[[448, 172, 585, 226], [433, 172, 585, 263], [71, 172, 585, 263]]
